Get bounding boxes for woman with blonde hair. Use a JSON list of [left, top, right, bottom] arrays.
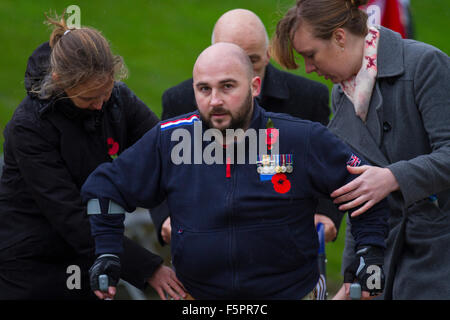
[[272, 0, 450, 299], [0, 12, 186, 300]]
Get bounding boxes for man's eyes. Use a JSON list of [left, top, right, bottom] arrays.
[[249, 56, 261, 64], [200, 85, 233, 90], [197, 83, 234, 92], [199, 86, 210, 92]]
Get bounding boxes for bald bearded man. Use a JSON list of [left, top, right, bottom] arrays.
[[151, 9, 340, 246]]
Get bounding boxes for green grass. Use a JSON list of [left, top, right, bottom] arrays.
[[0, 0, 448, 299], [1, 1, 448, 135]]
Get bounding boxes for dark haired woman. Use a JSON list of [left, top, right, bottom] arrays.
[[0, 13, 186, 300], [272, 0, 450, 299]]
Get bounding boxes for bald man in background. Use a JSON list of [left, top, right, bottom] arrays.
[[151, 9, 339, 246]]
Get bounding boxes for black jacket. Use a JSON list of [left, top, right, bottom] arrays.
[[0, 42, 162, 299], [151, 64, 343, 245]]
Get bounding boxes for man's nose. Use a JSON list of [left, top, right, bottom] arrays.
[[210, 89, 223, 106]]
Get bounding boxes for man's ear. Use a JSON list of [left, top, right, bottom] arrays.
[[251, 76, 262, 97], [265, 47, 271, 63], [52, 72, 59, 81]]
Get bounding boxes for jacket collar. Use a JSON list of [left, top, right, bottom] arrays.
[[328, 89, 389, 167], [196, 102, 265, 155], [38, 92, 102, 119], [377, 26, 405, 78], [25, 42, 51, 98], [260, 63, 290, 100]]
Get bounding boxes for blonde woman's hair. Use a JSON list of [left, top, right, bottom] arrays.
[[35, 10, 128, 99]]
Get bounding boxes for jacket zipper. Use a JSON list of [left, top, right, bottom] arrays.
[[226, 156, 231, 178], [230, 162, 239, 293], [224, 147, 237, 294]]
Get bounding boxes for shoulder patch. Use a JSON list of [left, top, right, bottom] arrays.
[[347, 154, 362, 167], [160, 114, 200, 131]]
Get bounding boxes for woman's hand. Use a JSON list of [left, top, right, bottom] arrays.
[[330, 165, 399, 217], [148, 265, 187, 300]]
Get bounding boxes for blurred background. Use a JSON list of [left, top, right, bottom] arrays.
[[0, 0, 449, 299]]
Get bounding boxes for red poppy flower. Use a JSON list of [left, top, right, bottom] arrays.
[[271, 173, 291, 194], [107, 137, 119, 156], [266, 128, 279, 150]]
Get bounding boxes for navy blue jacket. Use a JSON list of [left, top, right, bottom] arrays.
[[152, 64, 335, 245], [81, 104, 389, 299]]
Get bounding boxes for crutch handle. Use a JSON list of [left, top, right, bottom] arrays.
[[350, 283, 361, 300], [99, 274, 109, 292]]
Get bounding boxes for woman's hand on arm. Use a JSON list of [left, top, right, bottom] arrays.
[[330, 165, 399, 217]]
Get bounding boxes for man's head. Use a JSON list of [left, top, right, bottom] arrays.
[[193, 42, 261, 133], [212, 9, 270, 81]]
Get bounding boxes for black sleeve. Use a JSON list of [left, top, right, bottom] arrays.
[[11, 119, 94, 256], [316, 198, 344, 241], [120, 236, 163, 290], [119, 82, 160, 147], [83, 126, 165, 255], [158, 82, 195, 244], [306, 123, 389, 248], [149, 200, 171, 246], [312, 84, 340, 237], [315, 84, 331, 126]]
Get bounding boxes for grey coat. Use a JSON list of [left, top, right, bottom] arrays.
[[328, 27, 450, 299]]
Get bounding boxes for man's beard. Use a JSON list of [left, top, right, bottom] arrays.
[[200, 89, 254, 134]]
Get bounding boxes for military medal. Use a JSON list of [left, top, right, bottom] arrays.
[[286, 154, 293, 173], [275, 155, 282, 173], [269, 155, 276, 174], [261, 155, 269, 174], [256, 157, 263, 174], [281, 154, 287, 173]]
